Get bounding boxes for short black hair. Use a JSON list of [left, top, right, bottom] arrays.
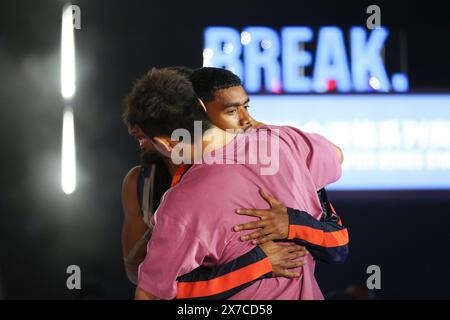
[[123, 67, 211, 138], [190, 67, 242, 102]]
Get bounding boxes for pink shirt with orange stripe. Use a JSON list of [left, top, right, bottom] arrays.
[[137, 125, 342, 300]]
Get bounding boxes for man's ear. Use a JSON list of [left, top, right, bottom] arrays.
[[198, 98, 208, 113], [151, 136, 173, 158]]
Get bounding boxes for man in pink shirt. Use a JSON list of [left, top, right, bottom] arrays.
[[126, 68, 343, 300]]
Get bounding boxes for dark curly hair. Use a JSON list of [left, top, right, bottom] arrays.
[[189, 67, 242, 102], [164, 66, 193, 79], [123, 67, 211, 138]]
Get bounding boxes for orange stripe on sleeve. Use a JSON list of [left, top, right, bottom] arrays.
[[288, 225, 349, 248], [171, 164, 189, 187], [176, 257, 272, 299]]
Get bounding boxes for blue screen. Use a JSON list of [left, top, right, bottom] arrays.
[[249, 94, 450, 190]]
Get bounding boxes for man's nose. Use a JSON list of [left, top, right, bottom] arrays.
[[238, 108, 251, 127]]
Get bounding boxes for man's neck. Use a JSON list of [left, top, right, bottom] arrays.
[[201, 125, 236, 153]]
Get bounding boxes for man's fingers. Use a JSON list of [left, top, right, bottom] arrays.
[[291, 250, 308, 258], [235, 209, 267, 218], [288, 251, 308, 260], [285, 245, 307, 253], [251, 234, 276, 245], [284, 260, 307, 269], [286, 246, 308, 257], [259, 188, 279, 207], [234, 220, 266, 232], [240, 231, 263, 241], [277, 269, 301, 278]]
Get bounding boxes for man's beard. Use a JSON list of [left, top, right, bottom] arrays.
[[140, 149, 161, 167]]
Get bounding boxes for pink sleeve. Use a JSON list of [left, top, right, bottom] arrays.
[[301, 131, 342, 189], [137, 213, 207, 300], [283, 126, 342, 190]]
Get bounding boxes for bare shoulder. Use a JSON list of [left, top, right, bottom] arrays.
[[121, 165, 142, 218], [123, 165, 141, 189]]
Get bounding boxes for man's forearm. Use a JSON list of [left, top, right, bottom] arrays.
[[286, 207, 349, 264], [125, 262, 139, 285], [124, 231, 151, 284], [135, 287, 160, 300]]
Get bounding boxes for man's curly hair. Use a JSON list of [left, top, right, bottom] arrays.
[[123, 67, 211, 138]]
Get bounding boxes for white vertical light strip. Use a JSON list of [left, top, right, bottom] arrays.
[[61, 3, 77, 194], [61, 4, 76, 99], [61, 106, 76, 194]]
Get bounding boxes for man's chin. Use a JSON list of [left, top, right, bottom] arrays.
[[140, 150, 161, 166]]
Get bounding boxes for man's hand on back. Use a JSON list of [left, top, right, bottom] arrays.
[[258, 241, 308, 278], [233, 189, 289, 245]]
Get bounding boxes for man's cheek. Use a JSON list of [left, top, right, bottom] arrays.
[[220, 116, 237, 130]]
